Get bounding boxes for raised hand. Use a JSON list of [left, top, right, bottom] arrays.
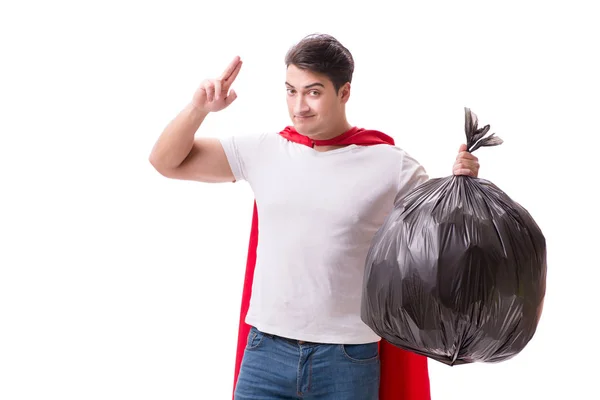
[[192, 56, 242, 113]]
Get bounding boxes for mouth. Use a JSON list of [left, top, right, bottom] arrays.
[[295, 115, 315, 120]]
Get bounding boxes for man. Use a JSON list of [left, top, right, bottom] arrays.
[[149, 34, 479, 400]]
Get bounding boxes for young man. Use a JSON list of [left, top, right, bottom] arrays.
[[149, 34, 479, 400]]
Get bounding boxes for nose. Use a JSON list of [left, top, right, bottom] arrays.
[[294, 95, 310, 115]]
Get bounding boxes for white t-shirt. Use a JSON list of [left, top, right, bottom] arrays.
[[219, 132, 429, 344]]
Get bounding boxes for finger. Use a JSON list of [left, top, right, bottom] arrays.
[[224, 59, 242, 88], [225, 89, 238, 106], [456, 152, 478, 161], [453, 162, 477, 175], [454, 168, 476, 177], [203, 81, 215, 102], [457, 159, 479, 169], [214, 79, 222, 101], [454, 163, 479, 175], [220, 56, 242, 81]]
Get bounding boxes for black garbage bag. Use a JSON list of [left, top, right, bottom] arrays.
[[361, 108, 546, 366]]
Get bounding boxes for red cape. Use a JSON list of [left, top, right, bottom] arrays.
[[232, 126, 431, 399]]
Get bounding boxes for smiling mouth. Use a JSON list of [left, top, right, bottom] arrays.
[[295, 115, 315, 119]]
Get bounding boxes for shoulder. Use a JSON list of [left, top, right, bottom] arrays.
[[219, 131, 283, 150], [361, 141, 428, 188], [362, 143, 422, 167]]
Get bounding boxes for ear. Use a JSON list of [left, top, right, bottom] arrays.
[[339, 82, 351, 103]]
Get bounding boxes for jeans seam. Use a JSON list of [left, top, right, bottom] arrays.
[[308, 352, 312, 393], [296, 345, 303, 397]]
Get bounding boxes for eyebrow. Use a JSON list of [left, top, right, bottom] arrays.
[[285, 82, 325, 89]]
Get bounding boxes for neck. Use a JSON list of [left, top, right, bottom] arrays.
[[308, 117, 351, 147], [310, 120, 353, 152], [317, 120, 353, 141]]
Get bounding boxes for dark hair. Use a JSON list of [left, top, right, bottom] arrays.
[[284, 33, 354, 92]]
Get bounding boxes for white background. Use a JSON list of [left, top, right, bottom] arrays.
[[1, 0, 598, 399]]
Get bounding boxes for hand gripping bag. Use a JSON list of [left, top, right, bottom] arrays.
[[361, 108, 547, 366]]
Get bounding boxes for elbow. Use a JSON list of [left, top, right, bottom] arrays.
[[148, 153, 161, 171], [148, 154, 170, 177], [148, 152, 159, 167]]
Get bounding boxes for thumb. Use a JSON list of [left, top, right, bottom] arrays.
[[225, 89, 237, 106], [458, 143, 468, 153]]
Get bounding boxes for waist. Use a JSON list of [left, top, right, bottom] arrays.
[[246, 316, 381, 344], [257, 329, 316, 345]]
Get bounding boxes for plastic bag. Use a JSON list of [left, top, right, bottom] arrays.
[[361, 108, 547, 366]]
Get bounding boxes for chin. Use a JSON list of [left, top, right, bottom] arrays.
[[294, 126, 317, 138]]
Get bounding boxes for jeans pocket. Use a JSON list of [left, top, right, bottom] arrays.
[[340, 342, 379, 364], [246, 327, 265, 351]]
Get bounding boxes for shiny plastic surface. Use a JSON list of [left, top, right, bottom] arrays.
[[361, 108, 547, 366]]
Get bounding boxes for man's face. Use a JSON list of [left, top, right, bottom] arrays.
[[285, 65, 349, 139]]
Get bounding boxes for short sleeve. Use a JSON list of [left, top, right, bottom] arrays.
[[394, 151, 429, 206], [219, 133, 269, 183]]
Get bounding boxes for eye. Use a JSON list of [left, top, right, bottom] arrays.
[[309, 90, 320, 96], [286, 88, 296, 95]]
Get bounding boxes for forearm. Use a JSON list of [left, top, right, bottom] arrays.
[[149, 103, 209, 170]]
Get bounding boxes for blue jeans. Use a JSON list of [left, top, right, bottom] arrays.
[[234, 327, 380, 399]]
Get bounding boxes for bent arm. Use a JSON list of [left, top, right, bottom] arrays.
[[148, 103, 234, 183]]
